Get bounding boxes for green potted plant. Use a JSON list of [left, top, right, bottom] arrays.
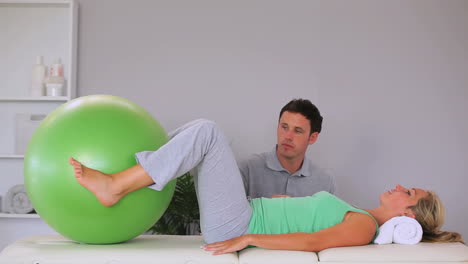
[[148, 173, 200, 235]]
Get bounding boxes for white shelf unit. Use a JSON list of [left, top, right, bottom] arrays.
[[0, 155, 24, 159], [0, 96, 70, 102], [0, 213, 40, 219], [0, 0, 78, 250]]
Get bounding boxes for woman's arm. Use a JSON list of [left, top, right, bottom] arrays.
[[271, 194, 290, 198], [203, 211, 376, 255]]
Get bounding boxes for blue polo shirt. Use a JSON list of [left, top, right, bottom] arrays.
[[239, 148, 335, 199]]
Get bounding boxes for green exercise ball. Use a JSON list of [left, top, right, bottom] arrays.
[[24, 95, 176, 244]]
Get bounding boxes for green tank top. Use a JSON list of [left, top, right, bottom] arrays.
[[248, 191, 379, 237]]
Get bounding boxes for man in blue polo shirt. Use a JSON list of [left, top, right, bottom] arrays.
[[239, 99, 335, 199]]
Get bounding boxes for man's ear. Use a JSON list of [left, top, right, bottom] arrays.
[[308, 132, 319, 144]]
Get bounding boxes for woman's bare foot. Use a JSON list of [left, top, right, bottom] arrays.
[[68, 157, 123, 207]]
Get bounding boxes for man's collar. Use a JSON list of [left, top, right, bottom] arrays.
[[265, 147, 312, 177], [265, 147, 284, 172]]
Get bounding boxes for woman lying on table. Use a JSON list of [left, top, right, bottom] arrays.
[[68, 119, 463, 255]]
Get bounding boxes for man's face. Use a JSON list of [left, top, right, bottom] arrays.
[[276, 111, 318, 161]]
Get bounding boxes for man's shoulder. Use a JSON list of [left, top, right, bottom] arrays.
[[239, 151, 269, 166], [238, 151, 275, 180], [303, 158, 328, 175], [300, 158, 336, 194]]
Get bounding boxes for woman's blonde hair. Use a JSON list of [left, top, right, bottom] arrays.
[[408, 191, 464, 243]]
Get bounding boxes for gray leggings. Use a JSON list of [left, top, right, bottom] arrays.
[[135, 119, 252, 243]]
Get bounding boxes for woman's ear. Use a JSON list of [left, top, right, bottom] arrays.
[[403, 209, 416, 219]]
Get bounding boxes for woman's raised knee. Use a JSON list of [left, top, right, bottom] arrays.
[[195, 119, 219, 132]]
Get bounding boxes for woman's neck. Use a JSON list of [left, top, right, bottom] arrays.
[[364, 207, 397, 226]]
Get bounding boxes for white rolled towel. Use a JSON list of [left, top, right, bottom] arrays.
[[3, 184, 34, 214], [373, 216, 423, 245]]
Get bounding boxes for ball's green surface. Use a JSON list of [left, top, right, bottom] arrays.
[[24, 95, 175, 244]]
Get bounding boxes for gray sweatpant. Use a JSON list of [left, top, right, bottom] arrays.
[[135, 119, 252, 243]]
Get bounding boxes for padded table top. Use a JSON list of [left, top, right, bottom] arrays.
[[2, 234, 468, 264], [0, 234, 238, 264]]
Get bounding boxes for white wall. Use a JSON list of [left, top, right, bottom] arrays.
[[76, 0, 468, 240], [311, 0, 468, 240], [77, 0, 322, 159]]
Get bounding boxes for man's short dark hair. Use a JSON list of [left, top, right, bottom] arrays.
[[279, 99, 323, 134]]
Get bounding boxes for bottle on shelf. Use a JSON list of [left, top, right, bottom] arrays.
[[45, 58, 66, 97], [30, 56, 47, 97]]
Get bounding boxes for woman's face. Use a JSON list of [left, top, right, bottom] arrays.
[[381, 184, 428, 217]]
